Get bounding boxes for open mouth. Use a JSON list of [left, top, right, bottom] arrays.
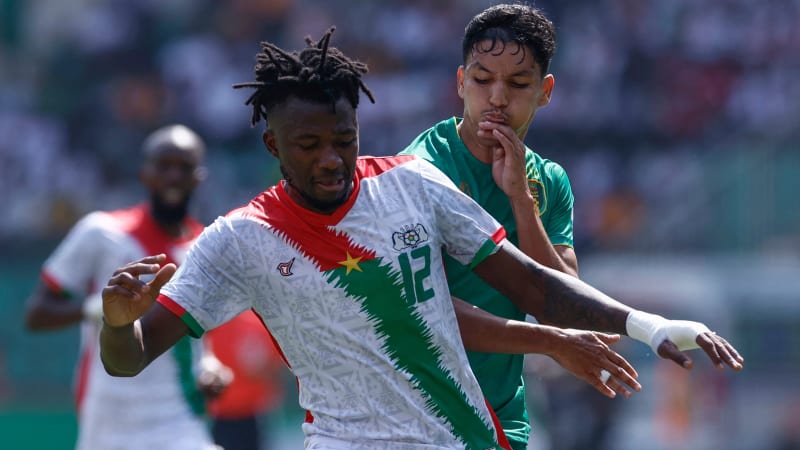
[[315, 178, 345, 193]]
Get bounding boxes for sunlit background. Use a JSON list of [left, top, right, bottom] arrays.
[[2, 0, 799, 449]]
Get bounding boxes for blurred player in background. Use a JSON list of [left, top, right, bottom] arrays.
[[206, 310, 288, 450], [23, 124, 228, 450]]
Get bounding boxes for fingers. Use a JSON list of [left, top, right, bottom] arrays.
[[604, 345, 639, 381], [695, 333, 744, 371], [657, 333, 744, 371], [105, 255, 170, 300], [658, 340, 694, 369], [554, 331, 641, 399], [477, 120, 515, 140], [598, 348, 641, 398], [478, 121, 522, 153], [111, 254, 168, 278], [586, 360, 640, 399], [149, 263, 177, 292], [105, 269, 151, 300], [593, 332, 622, 344], [489, 128, 523, 163]]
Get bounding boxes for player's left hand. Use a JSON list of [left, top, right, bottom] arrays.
[[480, 121, 530, 201], [657, 328, 744, 371], [627, 312, 744, 371]]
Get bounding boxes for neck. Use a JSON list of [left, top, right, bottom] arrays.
[[157, 221, 186, 238], [457, 118, 493, 164], [149, 200, 190, 238]]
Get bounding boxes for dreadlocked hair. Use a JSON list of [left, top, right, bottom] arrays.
[[233, 26, 375, 127]]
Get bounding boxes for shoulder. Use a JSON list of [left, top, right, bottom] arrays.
[[356, 154, 418, 178], [67, 206, 136, 238], [526, 149, 570, 181], [399, 118, 458, 159]]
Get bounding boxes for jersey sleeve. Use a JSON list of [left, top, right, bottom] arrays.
[[158, 216, 255, 337], [41, 212, 108, 298], [544, 162, 575, 247], [415, 159, 506, 268]]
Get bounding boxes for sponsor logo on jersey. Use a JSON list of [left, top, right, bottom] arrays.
[[277, 257, 295, 276]]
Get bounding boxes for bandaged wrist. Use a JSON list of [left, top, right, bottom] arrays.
[[627, 310, 712, 353], [626, 310, 669, 352]]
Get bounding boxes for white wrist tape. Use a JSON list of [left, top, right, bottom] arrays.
[[82, 292, 104, 321], [626, 310, 711, 353]]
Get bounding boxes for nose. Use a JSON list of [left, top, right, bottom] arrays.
[[161, 163, 194, 184], [317, 144, 343, 169], [489, 82, 508, 108]]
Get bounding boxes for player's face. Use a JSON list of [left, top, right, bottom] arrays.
[[457, 40, 554, 146], [264, 95, 359, 214], [140, 145, 204, 223]]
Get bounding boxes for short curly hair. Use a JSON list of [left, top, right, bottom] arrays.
[[462, 3, 556, 77]]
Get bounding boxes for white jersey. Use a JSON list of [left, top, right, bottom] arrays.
[[41, 203, 216, 450], [159, 156, 510, 449]]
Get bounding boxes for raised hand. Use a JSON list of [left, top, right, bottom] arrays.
[[479, 121, 531, 201], [102, 254, 177, 328], [547, 329, 642, 399]]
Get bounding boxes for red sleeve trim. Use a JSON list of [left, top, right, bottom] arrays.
[[491, 226, 507, 244], [156, 294, 186, 317]]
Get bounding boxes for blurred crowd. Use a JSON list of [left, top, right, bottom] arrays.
[[2, 0, 799, 252]]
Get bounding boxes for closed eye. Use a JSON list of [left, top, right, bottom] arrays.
[[336, 138, 357, 148]]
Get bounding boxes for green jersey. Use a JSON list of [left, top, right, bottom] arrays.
[[400, 117, 575, 449]]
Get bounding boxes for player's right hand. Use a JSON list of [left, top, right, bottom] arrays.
[[102, 254, 177, 328], [548, 329, 642, 399]]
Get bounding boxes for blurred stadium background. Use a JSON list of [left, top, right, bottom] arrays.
[[1, 0, 799, 449]]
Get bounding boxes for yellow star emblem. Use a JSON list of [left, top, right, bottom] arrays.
[[338, 251, 363, 275]]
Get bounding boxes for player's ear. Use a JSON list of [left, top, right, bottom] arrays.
[[263, 130, 279, 158], [457, 66, 466, 99], [538, 74, 554, 107]]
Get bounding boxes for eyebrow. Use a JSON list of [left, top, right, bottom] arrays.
[[293, 128, 357, 139], [467, 61, 537, 77]]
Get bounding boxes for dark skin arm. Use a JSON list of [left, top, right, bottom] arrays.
[[99, 255, 187, 376], [454, 297, 640, 398], [24, 283, 85, 331], [472, 240, 744, 371]]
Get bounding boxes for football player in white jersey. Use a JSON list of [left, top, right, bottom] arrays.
[[24, 124, 227, 450], [97, 28, 743, 450]]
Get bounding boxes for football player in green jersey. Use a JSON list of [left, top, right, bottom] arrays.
[[400, 4, 740, 449]]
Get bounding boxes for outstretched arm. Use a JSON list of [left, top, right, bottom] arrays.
[[99, 254, 189, 376], [24, 284, 87, 330], [453, 297, 640, 398], [472, 241, 744, 371]]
